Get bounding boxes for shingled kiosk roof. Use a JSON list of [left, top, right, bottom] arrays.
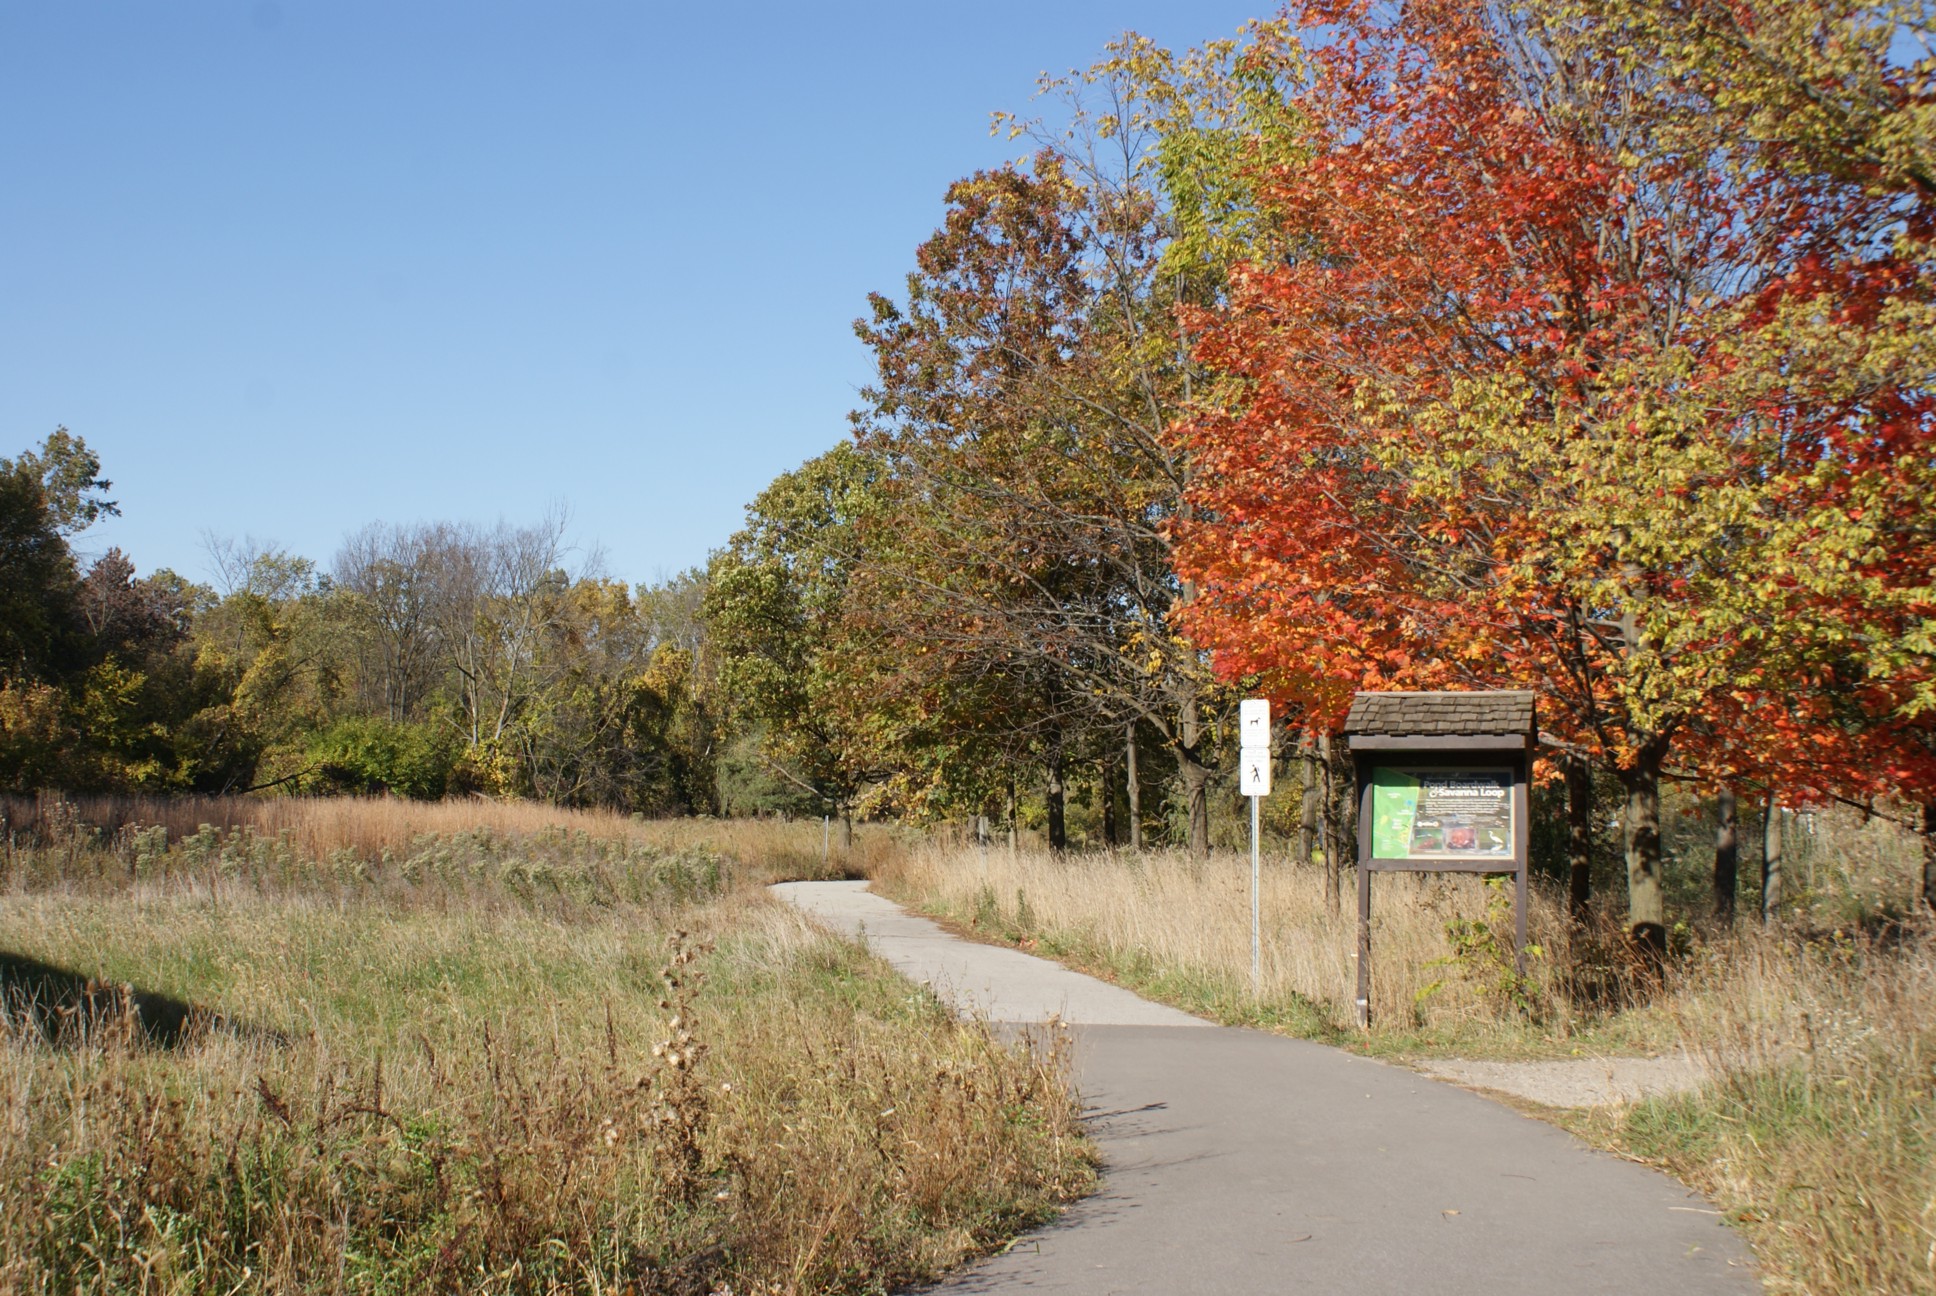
[[1343, 690, 1536, 739]]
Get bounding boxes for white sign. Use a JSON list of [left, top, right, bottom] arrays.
[[1240, 749, 1272, 797], [1239, 698, 1271, 748], [1238, 700, 1272, 995]]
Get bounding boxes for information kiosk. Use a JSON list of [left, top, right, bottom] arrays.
[[1342, 691, 1536, 1029]]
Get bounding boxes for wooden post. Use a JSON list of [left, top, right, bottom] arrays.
[[1356, 857, 1372, 1030], [1514, 766, 1530, 978], [1125, 722, 1142, 851], [1516, 860, 1529, 978]]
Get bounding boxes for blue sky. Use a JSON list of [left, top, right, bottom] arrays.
[[1, 1, 1266, 589]]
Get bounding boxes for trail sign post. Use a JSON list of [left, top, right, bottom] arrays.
[[1342, 691, 1536, 1029], [1240, 699, 1271, 994]]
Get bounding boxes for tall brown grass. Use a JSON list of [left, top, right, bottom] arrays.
[[1581, 931, 1936, 1295], [871, 837, 1661, 1046], [0, 799, 1089, 1295], [0, 791, 900, 882]]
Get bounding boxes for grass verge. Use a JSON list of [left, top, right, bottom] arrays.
[[1562, 932, 1936, 1294]]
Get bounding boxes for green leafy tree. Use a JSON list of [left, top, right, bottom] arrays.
[[704, 445, 909, 835], [1, 427, 118, 537], [0, 459, 78, 683]]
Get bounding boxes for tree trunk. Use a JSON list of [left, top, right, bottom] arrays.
[[1761, 795, 1783, 921], [1046, 753, 1067, 852], [1564, 753, 1593, 922], [1125, 722, 1143, 851], [840, 812, 853, 853], [1923, 800, 1936, 916], [1100, 760, 1118, 846], [1621, 740, 1668, 977], [1298, 727, 1318, 868], [1007, 773, 1017, 857], [1177, 696, 1211, 857], [1713, 786, 1738, 925], [1319, 731, 1341, 916]]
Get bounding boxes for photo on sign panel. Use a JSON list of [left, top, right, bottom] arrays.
[[1369, 767, 1513, 859]]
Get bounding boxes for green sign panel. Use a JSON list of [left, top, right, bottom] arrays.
[[1370, 767, 1514, 860]]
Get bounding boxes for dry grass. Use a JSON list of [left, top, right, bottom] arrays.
[[871, 838, 1661, 1050], [0, 800, 1090, 1295], [1572, 930, 1936, 1295], [0, 792, 901, 885]]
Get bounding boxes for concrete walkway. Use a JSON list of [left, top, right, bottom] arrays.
[[774, 881, 1759, 1295]]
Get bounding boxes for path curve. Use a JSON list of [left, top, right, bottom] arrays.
[[774, 880, 1758, 1295]]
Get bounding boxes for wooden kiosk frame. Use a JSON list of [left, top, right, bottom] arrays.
[[1343, 691, 1536, 1029]]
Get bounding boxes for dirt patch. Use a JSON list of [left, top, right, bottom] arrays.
[[1416, 1054, 1708, 1108]]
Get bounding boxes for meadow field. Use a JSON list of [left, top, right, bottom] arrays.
[[0, 796, 1088, 1296], [5, 792, 1932, 1293]]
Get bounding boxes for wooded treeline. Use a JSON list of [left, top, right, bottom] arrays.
[[0, 435, 720, 812], [6, 0, 1934, 940], [708, 0, 1936, 940]]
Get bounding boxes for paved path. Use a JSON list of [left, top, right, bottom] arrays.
[[774, 881, 1759, 1295]]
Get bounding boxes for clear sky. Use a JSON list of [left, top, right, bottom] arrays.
[[1, 1, 1267, 589]]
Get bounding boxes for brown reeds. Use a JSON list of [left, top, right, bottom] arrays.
[[0, 791, 896, 882]]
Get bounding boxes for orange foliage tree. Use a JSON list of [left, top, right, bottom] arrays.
[[1171, 0, 1936, 939]]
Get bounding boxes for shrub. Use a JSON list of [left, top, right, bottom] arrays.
[[303, 717, 456, 800]]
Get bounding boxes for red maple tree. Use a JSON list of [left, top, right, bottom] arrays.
[[1171, 0, 1936, 934]]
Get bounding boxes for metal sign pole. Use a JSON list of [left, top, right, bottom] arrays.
[[1239, 698, 1272, 1001], [1251, 792, 1262, 996]]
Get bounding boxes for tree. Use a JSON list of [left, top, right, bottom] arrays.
[[190, 539, 343, 791], [2, 427, 118, 537], [851, 75, 1272, 850], [704, 445, 903, 834], [441, 514, 579, 758], [1173, 0, 1936, 955], [334, 522, 448, 724], [0, 460, 79, 682], [512, 578, 705, 813]]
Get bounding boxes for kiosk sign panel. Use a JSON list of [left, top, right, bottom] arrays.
[[1346, 690, 1536, 1029], [1370, 767, 1514, 861]]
